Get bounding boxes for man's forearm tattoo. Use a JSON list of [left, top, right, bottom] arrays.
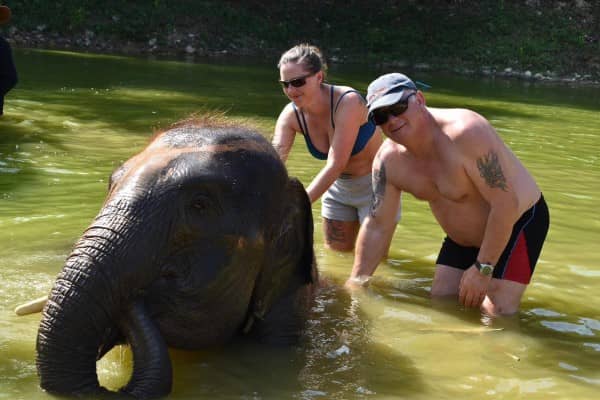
[[370, 163, 387, 217], [476, 150, 508, 191]]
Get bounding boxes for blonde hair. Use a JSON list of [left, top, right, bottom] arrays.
[[277, 43, 328, 76]]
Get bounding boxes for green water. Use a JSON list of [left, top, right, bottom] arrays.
[[1, 49, 599, 399]]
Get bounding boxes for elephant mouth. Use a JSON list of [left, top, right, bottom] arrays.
[[142, 242, 266, 348], [146, 290, 257, 349]]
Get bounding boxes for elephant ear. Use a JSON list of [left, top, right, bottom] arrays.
[[245, 177, 317, 343]]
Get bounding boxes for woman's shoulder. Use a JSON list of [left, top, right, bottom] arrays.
[[332, 85, 367, 110], [278, 101, 298, 118], [332, 84, 365, 97], [276, 101, 296, 121]]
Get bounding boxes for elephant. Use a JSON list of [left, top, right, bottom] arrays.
[[34, 115, 318, 398]]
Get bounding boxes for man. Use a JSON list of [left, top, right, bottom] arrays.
[[346, 73, 549, 315], [0, 4, 18, 116]]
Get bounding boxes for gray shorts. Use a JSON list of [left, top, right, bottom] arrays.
[[321, 174, 402, 224]]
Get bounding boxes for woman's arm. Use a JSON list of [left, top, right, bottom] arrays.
[[305, 92, 366, 203], [272, 104, 298, 163]]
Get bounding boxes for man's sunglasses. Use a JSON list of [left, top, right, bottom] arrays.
[[279, 72, 316, 89], [370, 93, 416, 125]]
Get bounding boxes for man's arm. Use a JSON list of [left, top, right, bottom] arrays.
[[472, 148, 520, 264], [458, 116, 521, 307], [346, 154, 402, 287]]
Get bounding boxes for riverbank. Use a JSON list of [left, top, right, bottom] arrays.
[[6, 28, 599, 87], [2, 0, 599, 86]]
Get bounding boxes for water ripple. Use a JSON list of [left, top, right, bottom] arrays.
[[558, 362, 578, 371], [569, 375, 600, 385], [489, 377, 556, 394], [11, 214, 65, 224], [580, 318, 600, 331], [561, 192, 594, 200], [300, 389, 328, 398], [541, 321, 595, 336], [583, 343, 600, 352], [528, 308, 564, 317], [38, 166, 90, 175], [381, 308, 433, 324], [568, 264, 600, 278]]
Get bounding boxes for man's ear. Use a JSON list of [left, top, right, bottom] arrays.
[[416, 91, 426, 106]]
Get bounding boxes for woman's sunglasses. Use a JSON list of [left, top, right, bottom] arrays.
[[279, 72, 316, 89], [370, 93, 416, 125]]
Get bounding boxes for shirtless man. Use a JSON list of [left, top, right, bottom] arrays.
[[346, 73, 549, 315]]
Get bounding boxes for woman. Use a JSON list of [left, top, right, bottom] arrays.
[[273, 43, 400, 252]]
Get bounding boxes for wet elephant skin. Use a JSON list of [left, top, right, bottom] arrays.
[[35, 116, 318, 398]]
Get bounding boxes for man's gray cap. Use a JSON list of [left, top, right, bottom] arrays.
[[366, 73, 417, 112]]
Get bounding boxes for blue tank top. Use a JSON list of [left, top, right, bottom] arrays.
[[292, 86, 376, 160]]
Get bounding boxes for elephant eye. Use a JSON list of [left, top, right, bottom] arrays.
[[193, 195, 210, 210], [161, 270, 177, 280], [191, 194, 221, 215]]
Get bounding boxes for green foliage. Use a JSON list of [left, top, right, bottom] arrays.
[[3, 0, 599, 77]]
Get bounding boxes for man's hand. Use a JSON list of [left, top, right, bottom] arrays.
[[458, 265, 491, 308]]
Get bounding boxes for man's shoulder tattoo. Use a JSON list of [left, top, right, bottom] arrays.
[[476, 150, 508, 191], [370, 163, 387, 217]]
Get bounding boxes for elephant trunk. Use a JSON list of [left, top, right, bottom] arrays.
[[120, 301, 172, 398], [37, 206, 167, 397], [37, 239, 116, 395]]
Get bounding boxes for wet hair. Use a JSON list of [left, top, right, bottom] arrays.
[[277, 43, 328, 76]]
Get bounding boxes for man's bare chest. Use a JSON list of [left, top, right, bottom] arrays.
[[406, 162, 473, 203]]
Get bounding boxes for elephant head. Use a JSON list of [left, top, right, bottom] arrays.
[[36, 115, 317, 398]]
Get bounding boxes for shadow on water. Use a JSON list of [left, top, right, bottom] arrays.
[[14, 49, 286, 126], [1, 49, 288, 193], [517, 295, 600, 382], [0, 119, 63, 194], [299, 284, 423, 399], [162, 283, 423, 399], [15, 49, 599, 138]]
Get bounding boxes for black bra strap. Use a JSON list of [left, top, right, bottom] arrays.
[[330, 85, 336, 128], [292, 103, 306, 135], [331, 88, 364, 129]]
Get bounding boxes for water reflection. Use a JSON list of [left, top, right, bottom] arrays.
[[299, 284, 423, 399], [1, 49, 600, 399]]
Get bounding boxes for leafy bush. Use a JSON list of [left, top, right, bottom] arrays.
[[3, 0, 599, 77]]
